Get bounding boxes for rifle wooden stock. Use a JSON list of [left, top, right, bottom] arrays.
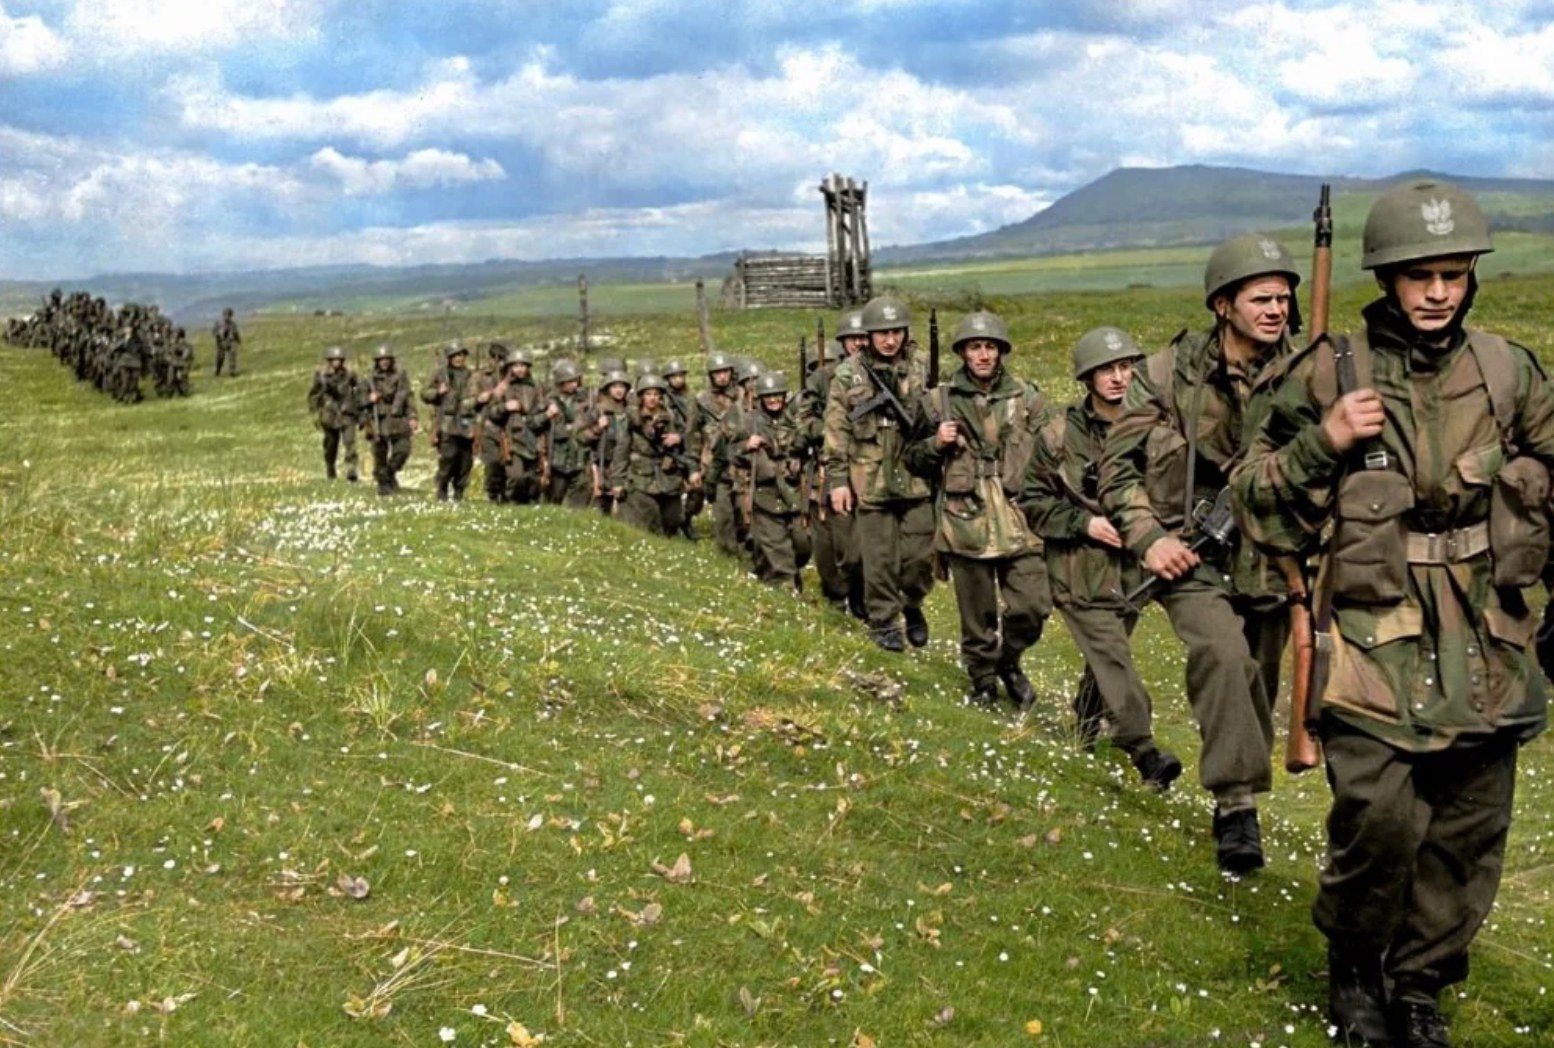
[[1282, 182, 1332, 775]]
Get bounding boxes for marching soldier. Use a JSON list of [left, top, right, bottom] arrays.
[[362, 345, 417, 495], [1023, 327, 1182, 787], [212, 307, 241, 377], [306, 346, 362, 482], [1234, 180, 1554, 1048], [695, 352, 743, 553], [422, 342, 479, 501], [800, 338, 862, 616], [584, 369, 632, 516], [487, 348, 549, 505], [906, 310, 1049, 706], [729, 372, 812, 589], [542, 360, 594, 508], [474, 343, 511, 502], [824, 296, 935, 652], [663, 359, 703, 538], [610, 374, 690, 535], [1100, 232, 1304, 873]]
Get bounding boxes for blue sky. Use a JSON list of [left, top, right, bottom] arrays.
[[2, 0, 1551, 278]]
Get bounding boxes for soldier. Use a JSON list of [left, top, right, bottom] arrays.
[[728, 372, 813, 589], [1233, 180, 1554, 1048], [487, 348, 550, 505], [307, 346, 362, 482], [108, 321, 145, 403], [610, 373, 690, 535], [663, 359, 703, 539], [167, 327, 194, 396], [906, 310, 1049, 706], [474, 343, 512, 502], [694, 352, 743, 553], [1100, 232, 1304, 874], [212, 307, 241, 377], [542, 360, 594, 508], [825, 295, 936, 652], [1023, 328, 1182, 787], [583, 369, 632, 516], [422, 342, 479, 501], [800, 338, 863, 616], [362, 345, 417, 495]]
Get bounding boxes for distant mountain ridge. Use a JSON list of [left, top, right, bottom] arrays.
[[8, 165, 1554, 321]]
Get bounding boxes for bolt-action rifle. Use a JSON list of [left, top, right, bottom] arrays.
[[848, 360, 915, 428], [1284, 185, 1333, 775], [927, 307, 940, 389]]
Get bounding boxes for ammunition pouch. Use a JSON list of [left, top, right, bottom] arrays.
[[1330, 469, 1413, 604], [1490, 456, 1552, 588]]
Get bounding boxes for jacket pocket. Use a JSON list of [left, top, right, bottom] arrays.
[[1490, 456, 1551, 588], [1143, 425, 1189, 528], [1327, 602, 1423, 718], [1331, 470, 1414, 605]]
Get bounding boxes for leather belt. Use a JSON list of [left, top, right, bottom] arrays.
[[1405, 520, 1490, 564]]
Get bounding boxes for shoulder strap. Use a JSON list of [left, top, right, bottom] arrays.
[[1465, 329, 1518, 448]]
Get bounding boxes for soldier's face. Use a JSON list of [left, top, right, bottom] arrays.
[[710, 368, 733, 388], [869, 328, 907, 358], [511, 363, 530, 380], [1216, 276, 1291, 349], [761, 394, 786, 413], [377, 358, 393, 371], [669, 374, 687, 390], [640, 389, 663, 410], [841, 335, 868, 357], [1085, 359, 1135, 404], [328, 359, 345, 371], [1387, 255, 1474, 334], [607, 382, 628, 402], [959, 339, 1002, 381], [559, 379, 579, 395]]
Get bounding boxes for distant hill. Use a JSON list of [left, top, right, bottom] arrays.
[[10, 165, 1554, 321], [878, 165, 1554, 263]]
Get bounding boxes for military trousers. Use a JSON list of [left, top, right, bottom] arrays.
[[322, 424, 358, 479], [750, 508, 812, 588], [1059, 603, 1156, 756], [855, 500, 936, 630], [504, 456, 542, 504], [947, 552, 1051, 688], [621, 490, 684, 537], [434, 435, 474, 501], [480, 435, 508, 502], [810, 504, 857, 606], [1235, 596, 1290, 723], [215, 343, 238, 376], [371, 434, 411, 487], [711, 480, 741, 555], [546, 469, 592, 509], [1155, 581, 1274, 797], [1315, 721, 1517, 1000]]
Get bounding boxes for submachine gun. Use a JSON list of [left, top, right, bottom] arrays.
[[1121, 487, 1238, 610]]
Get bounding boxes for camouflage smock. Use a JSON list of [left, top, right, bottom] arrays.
[[308, 367, 361, 429], [1022, 399, 1144, 607], [546, 387, 593, 476], [487, 376, 549, 462], [1231, 299, 1554, 751], [905, 364, 1045, 559], [362, 367, 416, 439], [420, 363, 479, 440], [1100, 327, 1294, 600], [728, 401, 809, 516], [823, 347, 932, 508], [610, 404, 690, 496]]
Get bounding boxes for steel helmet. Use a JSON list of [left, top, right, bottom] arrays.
[[836, 309, 867, 339], [323, 346, 346, 361], [861, 296, 911, 333], [506, 347, 534, 366], [445, 341, 468, 360], [706, 352, 735, 375], [373, 345, 395, 361], [756, 372, 788, 397], [636, 373, 667, 394], [1072, 327, 1144, 380], [551, 359, 581, 383], [599, 369, 631, 393], [951, 311, 1012, 354], [739, 359, 764, 383], [662, 358, 688, 377], [1203, 233, 1302, 308], [1361, 179, 1492, 271]]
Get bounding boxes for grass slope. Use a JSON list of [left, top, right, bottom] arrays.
[[1, 284, 1552, 1048]]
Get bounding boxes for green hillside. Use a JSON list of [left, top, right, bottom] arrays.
[[1, 282, 1552, 1046]]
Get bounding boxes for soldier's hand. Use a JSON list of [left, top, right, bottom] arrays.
[[688, 471, 703, 490], [1086, 515, 1122, 549], [1322, 389, 1386, 453], [409, 418, 420, 434], [1143, 535, 1199, 580], [663, 432, 682, 448], [437, 381, 450, 395], [744, 434, 765, 451], [611, 486, 624, 499], [594, 415, 610, 433], [546, 403, 561, 420], [830, 487, 854, 515], [368, 391, 379, 403], [936, 420, 959, 447], [505, 398, 520, 411]]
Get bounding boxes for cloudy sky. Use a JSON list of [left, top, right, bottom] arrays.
[[2, 0, 1551, 279]]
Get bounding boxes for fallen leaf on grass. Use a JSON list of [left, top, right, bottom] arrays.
[[1045, 827, 1063, 846], [574, 896, 597, 916], [343, 994, 392, 1020], [651, 854, 693, 884], [928, 1005, 954, 1027], [738, 985, 759, 1017], [506, 1022, 545, 1046], [853, 1034, 877, 1048], [113, 934, 139, 952], [1025, 1018, 1044, 1035], [333, 874, 371, 900], [918, 882, 953, 897]]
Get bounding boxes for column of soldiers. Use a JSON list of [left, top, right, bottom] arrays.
[[3, 288, 201, 401]]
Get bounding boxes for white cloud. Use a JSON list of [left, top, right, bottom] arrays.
[[309, 147, 506, 196], [0, 3, 68, 74], [64, 0, 326, 53]]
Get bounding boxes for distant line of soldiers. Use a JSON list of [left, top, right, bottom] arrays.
[[3, 288, 203, 401]]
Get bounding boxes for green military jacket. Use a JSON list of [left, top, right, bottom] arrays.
[[666, 387, 702, 466], [610, 404, 690, 496], [798, 360, 841, 504], [420, 363, 479, 439], [1023, 399, 1144, 607], [1101, 327, 1293, 600], [1231, 299, 1554, 751], [905, 365, 1045, 559], [308, 367, 361, 429], [728, 401, 808, 516], [823, 347, 932, 508], [547, 388, 593, 476], [362, 367, 416, 439], [581, 395, 629, 483], [695, 385, 738, 482], [487, 376, 548, 462]]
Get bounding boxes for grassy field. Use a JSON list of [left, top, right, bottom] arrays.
[[2, 275, 1553, 1048]]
